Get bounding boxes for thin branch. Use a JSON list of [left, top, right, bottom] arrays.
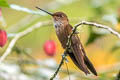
[[50, 53, 67, 80], [49, 21, 120, 80], [76, 21, 120, 38], [10, 4, 45, 15], [0, 21, 51, 63]]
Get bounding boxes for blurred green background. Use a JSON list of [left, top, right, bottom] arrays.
[[0, 0, 120, 80]]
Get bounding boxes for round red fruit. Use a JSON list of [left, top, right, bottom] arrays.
[[0, 30, 7, 47], [43, 40, 56, 56]]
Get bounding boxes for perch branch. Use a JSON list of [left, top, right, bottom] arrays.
[[76, 21, 120, 38], [50, 21, 120, 80]]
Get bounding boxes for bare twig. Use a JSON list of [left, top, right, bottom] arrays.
[[76, 21, 120, 38], [0, 21, 51, 63], [50, 53, 67, 80], [50, 21, 120, 80]]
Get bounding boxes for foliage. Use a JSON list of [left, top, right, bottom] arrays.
[[0, 0, 9, 7]]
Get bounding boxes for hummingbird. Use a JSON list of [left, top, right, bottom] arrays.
[[36, 7, 97, 76]]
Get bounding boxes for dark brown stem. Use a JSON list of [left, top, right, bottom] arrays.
[[50, 52, 67, 80]]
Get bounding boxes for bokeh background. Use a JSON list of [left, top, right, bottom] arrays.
[[0, 0, 120, 80]]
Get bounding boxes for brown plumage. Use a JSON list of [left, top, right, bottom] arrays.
[[55, 22, 97, 75], [36, 7, 97, 76]]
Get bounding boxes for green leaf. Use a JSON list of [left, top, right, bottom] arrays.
[[0, 0, 9, 7]]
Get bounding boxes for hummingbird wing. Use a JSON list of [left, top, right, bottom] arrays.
[[70, 35, 90, 75], [66, 24, 97, 75], [80, 43, 97, 75]]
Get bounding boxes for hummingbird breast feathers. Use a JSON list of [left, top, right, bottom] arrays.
[[53, 20, 62, 28]]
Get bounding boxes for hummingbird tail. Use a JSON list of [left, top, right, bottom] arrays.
[[84, 55, 97, 76], [68, 51, 90, 75], [68, 51, 97, 76]]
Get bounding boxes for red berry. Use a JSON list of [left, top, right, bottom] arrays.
[[43, 40, 56, 56], [0, 30, 7, 47]]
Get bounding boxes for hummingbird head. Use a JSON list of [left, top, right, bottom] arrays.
[[36, 7, 69, 26], [52, 12, 69, 24]]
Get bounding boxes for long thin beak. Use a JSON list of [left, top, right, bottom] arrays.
[[36, 6, 53, 16]]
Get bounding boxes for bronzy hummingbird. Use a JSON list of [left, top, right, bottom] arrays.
[[36, 7, 97, 76]]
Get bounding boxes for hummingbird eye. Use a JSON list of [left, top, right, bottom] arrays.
[[59, 15, 64, 18]]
